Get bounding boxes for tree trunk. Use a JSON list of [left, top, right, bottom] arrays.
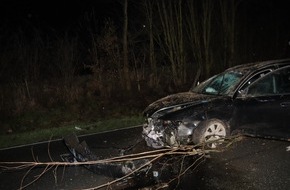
[[186, 0, 214, 79], [123, 0, 131, 91], [156, 0, 186, 86], [220, 0, 241, 68], [147, 0, 157, 87]]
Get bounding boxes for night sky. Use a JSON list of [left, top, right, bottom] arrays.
[[1, 0, 290, 60], [1, 1, 290, 35], [1, 0, 122, 31]]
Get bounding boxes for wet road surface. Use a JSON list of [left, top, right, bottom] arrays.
[[179, 137, 290, 190], [0, 127, 143, 190], [0, 126, 290, 190]]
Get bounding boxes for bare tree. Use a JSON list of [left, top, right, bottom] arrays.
[[156, 0, 186, 86], [88, 19, 121, 98], [55, 34, 79, 83], [123, 0, 131, 91], [144, 0, 158, 87], [186, 0, 214, 79], [219, 0, 241, 68]]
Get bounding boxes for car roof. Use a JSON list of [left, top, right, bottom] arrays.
[[226, 58, 290, 74], [224, 58, 290, 97]]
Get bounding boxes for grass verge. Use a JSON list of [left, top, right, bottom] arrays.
[[0, 116, 144, 149]]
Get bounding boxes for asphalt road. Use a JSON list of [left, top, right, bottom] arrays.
[[0, 126, 290, 190]]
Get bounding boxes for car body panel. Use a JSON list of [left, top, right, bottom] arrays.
[[232, 93, 290, 140], [143, 92, 213, 117]]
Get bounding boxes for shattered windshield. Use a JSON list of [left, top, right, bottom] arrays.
[[191, 71, 244, 95]]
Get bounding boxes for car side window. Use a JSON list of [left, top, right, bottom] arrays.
[[246, 67, 290, 96], [247, 75, 275, 96], [237, 70, 271, 97], [276, 67, 290, 94]]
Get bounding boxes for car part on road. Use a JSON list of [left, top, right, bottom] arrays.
[[63, 134, 150, 178], [62, 133, 211, 189]]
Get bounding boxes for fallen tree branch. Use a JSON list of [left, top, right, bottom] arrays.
[[0, 135, 243, 190]]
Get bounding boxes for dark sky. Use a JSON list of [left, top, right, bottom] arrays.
[[1, 0, 122, 31], [1, 0, 290, 33], [1, 0, 290, 58]]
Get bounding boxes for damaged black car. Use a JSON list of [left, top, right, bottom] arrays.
[[143, 59, 290, 149]]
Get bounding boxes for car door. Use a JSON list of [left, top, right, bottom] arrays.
[[231, 66, 290, 140]]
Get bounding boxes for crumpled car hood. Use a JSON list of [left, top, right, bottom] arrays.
[[143, 91, 215, 116]]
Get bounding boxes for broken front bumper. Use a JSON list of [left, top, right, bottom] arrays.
[[142, 118, 165, 149], [142, 118, 197, 149]]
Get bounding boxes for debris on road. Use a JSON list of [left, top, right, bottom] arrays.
[[62, 133, 243, 189]]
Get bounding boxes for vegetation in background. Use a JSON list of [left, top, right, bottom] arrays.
[[0, 116, 144, 148], [0, 0, 288, 146]]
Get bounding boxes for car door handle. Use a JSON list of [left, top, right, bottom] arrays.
[[280, 102, 290, 108]]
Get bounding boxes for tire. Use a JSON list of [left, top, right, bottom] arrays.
[[192, 119, 228, 148]]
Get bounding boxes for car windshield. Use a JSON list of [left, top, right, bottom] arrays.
[[191, 71, 244, 95]]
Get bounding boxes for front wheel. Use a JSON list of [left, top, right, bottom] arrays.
[[192, 119, 228, 148]]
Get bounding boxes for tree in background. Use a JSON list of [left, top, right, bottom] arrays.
[[219, 0, 241, 68], [88, 19, 121, 98], [156, 0, 186, 87], [123, 0, 131, 91], [186, 0, 214, 81], [144, 0, 158, 87], [2, 0, 290, 116]]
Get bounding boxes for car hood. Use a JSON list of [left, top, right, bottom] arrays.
[[143, 91, 217, 116]]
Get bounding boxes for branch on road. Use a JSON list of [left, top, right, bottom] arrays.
[[0, 135, 243, 190]]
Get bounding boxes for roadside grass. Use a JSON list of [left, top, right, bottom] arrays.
[[0, 116, 144, 149]]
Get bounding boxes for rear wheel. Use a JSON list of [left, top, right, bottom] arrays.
[[192, 119, 228, 148]]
